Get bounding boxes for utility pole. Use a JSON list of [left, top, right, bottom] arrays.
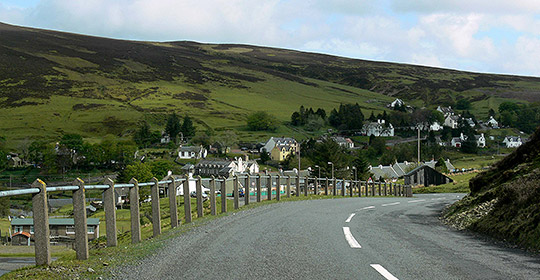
[[417, 126, 421, 163], [297, 142, 301, 173]]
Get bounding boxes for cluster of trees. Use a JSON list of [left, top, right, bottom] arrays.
[[21, 134, 137, 175], [290, 106, 327, 131], [134, 113, 195, 148], [280, 138, 371, 180], [328, 103, 365, 131], [498, 102, 540, 133], [246, 111, 278, 131]]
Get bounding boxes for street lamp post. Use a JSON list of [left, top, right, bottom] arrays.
[[352, 166, 357, 182], [314, 165, 321, 178], [327, 162, 334, 179]]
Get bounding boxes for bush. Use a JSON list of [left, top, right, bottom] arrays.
[[246, 111, 278, 131]]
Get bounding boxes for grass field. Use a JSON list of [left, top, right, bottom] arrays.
[[413, 172, 478, 194]]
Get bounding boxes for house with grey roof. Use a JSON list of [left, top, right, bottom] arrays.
[[194, 156, 259, 178], [261, 137, 298, 154], [11, 218, 100, 245], [331, 136, 354, 149], [369, 165, 400, 180], [362, 120, 394, 137], [404, 165, 453, 187], [178, 145, 207, 159], [423, 159, 455, 172], [503, 136, 522, 148]]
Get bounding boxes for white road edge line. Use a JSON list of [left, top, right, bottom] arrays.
[[360, 206, 375, 210], [345, 213, 356, 223], [381, 202, 400, 207], [370, 264, 399, 280], [408, 199, 426, 203], [343, 227, 361, 248]]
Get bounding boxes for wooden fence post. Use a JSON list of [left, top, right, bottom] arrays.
[[341, 179, 345, 196], [304, 176, 309, 196], [151, 177, 161, 237], [183, 176, 192, 223], [196, 176, 204, 217], [349, 180, 354, 197], [378, 181, 382, 196], [314, 177, 319, 195], [267, 175, 272, 200], [233, 175, 239, 209], [32, 179, 51, 266], [286, 176, 291, 198], [244, 175, 250, 206], [129, 178, 141, 244], [256, 174, 262, 202], [276, 175, 281, 201], [333, 178, 337, 196], [72, 178, 89, 260], [220, 177, 227, 213], [104, 178, 117, 246], [168, 176, 178, 228], [210, 176, 217, 215], [325, 177, 329, 196]]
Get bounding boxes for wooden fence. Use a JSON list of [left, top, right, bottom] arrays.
[[0, 174, 412, 265]]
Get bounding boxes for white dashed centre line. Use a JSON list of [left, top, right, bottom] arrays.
[[345, 213, 356, 223], [361, 206, 375, 210], [381, 202, 400, 207], [343, 227, 362, 248], [370, 264, 399, 280], [408, 199, 426, 203]]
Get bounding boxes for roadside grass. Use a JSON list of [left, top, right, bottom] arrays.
[[413, 172, 477, 194], [447, 154, 505, 170], [1, 193, 349, 279]]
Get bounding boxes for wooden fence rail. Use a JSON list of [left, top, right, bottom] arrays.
[[0, 175, 412, 266]]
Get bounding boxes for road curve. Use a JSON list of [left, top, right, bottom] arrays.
[[112, 194, 540, 279]]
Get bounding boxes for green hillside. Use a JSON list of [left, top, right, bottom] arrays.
[[444, 126, 540, 250], [1, 22, 540, 146]]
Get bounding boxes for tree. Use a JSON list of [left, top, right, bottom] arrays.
[[461, 133, 478, 154], [165, 113, 182, 142], [435, 157, 449, 173], [180, 115, 196, 138], [119, 162, 153, 183], [259, 148, 270, 164], [246, 111, 278, 131], [60, 134, 83, 151], [191, 129, 214, 148], [488, 108, 496, 117], [310, 138, 350, 178], [352, 152, 370, 180], [134, 121, 158, 148], [214, 130, 238, 155], [456, 99, 471, 110]]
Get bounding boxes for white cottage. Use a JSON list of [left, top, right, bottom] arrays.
[[503, 136, 522, 148]]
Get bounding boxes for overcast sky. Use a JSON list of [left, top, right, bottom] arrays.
[[1, 0, 540, 77]]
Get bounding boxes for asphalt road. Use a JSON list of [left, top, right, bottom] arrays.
[[113, 194, 540, 279]]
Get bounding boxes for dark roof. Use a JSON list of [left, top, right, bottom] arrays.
[[11, 218, 100, 226], [405, 165, 452, 181]]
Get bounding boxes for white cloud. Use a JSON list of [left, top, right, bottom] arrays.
[[391, 0, 540, 14]]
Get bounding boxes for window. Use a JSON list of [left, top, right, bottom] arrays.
[[14, 225, 23, 233], [66, 225, 75, 234], [87, 226, 95, 234]]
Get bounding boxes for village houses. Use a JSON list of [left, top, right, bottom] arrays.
[[177, 145, 208, 159], [361, 119, 394, 137], [261, 137, 298, 161], [11, 218, 100, 246], [503, 136, 523, 148]]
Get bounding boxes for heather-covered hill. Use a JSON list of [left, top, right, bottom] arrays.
[[444, 126, 540, 250], [1, 22, 540, 144]]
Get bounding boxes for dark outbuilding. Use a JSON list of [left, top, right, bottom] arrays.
[[404, 165, 453, 186]]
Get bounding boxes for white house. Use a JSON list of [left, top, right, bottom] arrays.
[[444, 115, 460, 129], [429, 122, 443, 131], [451, 133, 485, 148], [437, 106, 455, 117], [261, 137, 297, 154], [362, 119, 394, 137], [388, 98, 404, 108], [331, 136, 354, 148], [475, 133, 486, 148], [502, 136, 522, 148], [193, 156, 259, 178], [464, 118, 476, 127], [487, 116, 499, 128], [160, 132, 171, 144], [178, 145, 207, 159]]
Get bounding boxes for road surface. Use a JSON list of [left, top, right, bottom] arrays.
[[112, 194, 540, 279]]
